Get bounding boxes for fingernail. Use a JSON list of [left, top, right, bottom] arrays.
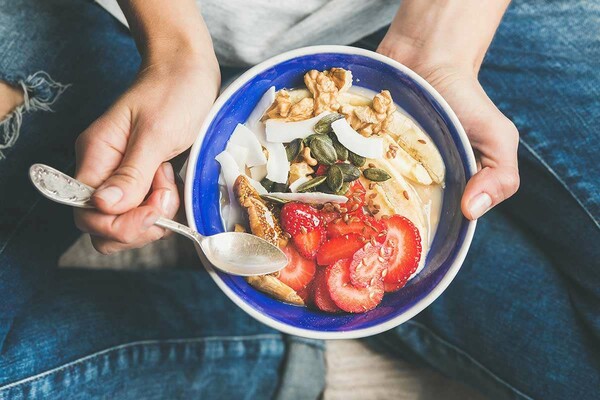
[[160, 190, 172, 213], [163, 163, 175, 183], [143, 212, 159, 229], [468, 192, 492, 219], [94, 186, 123, 206]]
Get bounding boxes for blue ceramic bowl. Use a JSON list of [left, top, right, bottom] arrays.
[[185, 46, 477, 339]]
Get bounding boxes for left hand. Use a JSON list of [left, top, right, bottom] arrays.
[[377, 44, 520, 220]]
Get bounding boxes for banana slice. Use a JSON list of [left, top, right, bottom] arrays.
[[381, 135, 433, 185], [386, 113, 445, 184], [246, 275, 304, 306]]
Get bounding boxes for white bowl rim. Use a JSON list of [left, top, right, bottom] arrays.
[[185, 45, 477, 340]]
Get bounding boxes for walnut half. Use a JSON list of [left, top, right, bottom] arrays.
[[341, 90, 396, 136]]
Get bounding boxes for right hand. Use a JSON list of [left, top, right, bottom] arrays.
[[74, 59, 220, 254]]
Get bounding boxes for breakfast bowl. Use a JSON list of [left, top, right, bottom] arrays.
[[184, 45, 477, 339]]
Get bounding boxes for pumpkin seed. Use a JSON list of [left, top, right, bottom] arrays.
[[313, 113, 344, 134], [260, 194, 290, 205], [272, 182, 289, 192], [348, 151, 366, 167], [336, 182, 350, 195], [304, 133, 332, 147], [296, 175, 327, 193], [310, 137, 337, 165], [260, 178, 274, 192], [363, 168, 391, 182], [335, 163, 360, 182], [331, 137, 348, 161], [326, 164, 344, 192], [316, 182, 335, 194], [285, 139, 302, 162]]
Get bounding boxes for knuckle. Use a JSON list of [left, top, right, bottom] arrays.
[[113, 165, 146, 186], [502, 169, 520, 197]]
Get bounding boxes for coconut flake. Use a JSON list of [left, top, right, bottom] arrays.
[[215, 150, 244, 229], [247, 86, 276, 129], [227, 123, 267, 167], [264, 142, 289, 184], [265, 112, 331, 143], [247, 177, 268, 195], [331, 118, 383, 159], [249, 164, 268, 181], [267, 192, 348, 204], [226, 143, 249, 171], [289, 176, 311, 192]]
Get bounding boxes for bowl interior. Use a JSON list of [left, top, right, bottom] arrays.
[[189, 51, 472, 334]]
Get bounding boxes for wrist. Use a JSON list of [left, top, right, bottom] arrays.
[[378, 0, 510, 79], [377, 33, 479, 80]]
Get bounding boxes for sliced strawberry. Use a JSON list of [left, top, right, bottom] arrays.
[[349, 243, 391, 287], [316, 234, 364, 266], [313, 268, 341, 312], [326, 258, 384, 313], [292, 228, 325, 259], [320, 210, 341, 225], [281, 202, 322, 236], [279, 244, 316, 291], [382, 215, 422, 292], [296, 282, 313, 305], [315, 165, 329, 176], [327, 213, 386, 243]]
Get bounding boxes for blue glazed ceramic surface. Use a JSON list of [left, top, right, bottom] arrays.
[[186, 47, 476, 338]]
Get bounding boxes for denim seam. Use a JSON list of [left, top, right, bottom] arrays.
[[519, 138, 599, 231], [0, 333, 284, 392], [405, 320, 534, 400]]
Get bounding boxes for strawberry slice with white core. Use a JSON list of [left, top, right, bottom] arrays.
[[279, 244, 317, 291], [349, 242, 391, 288], [313, 268, 341, 312], [292, 229, 325, 260], [382, 215, 422, 292], [326, 258, 384, 313]]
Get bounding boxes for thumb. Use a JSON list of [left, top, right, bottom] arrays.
[[461, 165, 520, 220], [92, 136, 165, 214]]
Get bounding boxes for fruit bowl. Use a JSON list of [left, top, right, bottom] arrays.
[[184, 45, 477, 339]]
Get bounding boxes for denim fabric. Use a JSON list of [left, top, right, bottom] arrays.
[[0, 1, 325, 399]]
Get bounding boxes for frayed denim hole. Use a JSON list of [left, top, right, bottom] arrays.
[[0, 71, 70, 159]]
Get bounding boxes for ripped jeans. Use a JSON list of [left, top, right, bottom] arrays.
[[1, 0, 599, 400]]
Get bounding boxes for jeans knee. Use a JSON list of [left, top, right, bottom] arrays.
[[0, 71, 70, 159]]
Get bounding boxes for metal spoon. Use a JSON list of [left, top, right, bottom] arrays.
[[29, 163, 288, 276]]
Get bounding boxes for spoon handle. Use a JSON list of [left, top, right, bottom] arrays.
[[29, 163, 204, 245]]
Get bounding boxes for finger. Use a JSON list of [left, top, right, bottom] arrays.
[[74, 205, 163, 249], [146, 162, 180, 238], [75, 103, 130, 188], [91, 126, 167, 215], [461, 116, 520, 220]]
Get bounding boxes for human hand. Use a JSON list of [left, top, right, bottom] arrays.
[[377, 46, 519, 220], [74, 60, 220, 254]]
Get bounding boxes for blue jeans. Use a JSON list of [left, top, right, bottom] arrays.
[[0, 0, 598, 399]]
